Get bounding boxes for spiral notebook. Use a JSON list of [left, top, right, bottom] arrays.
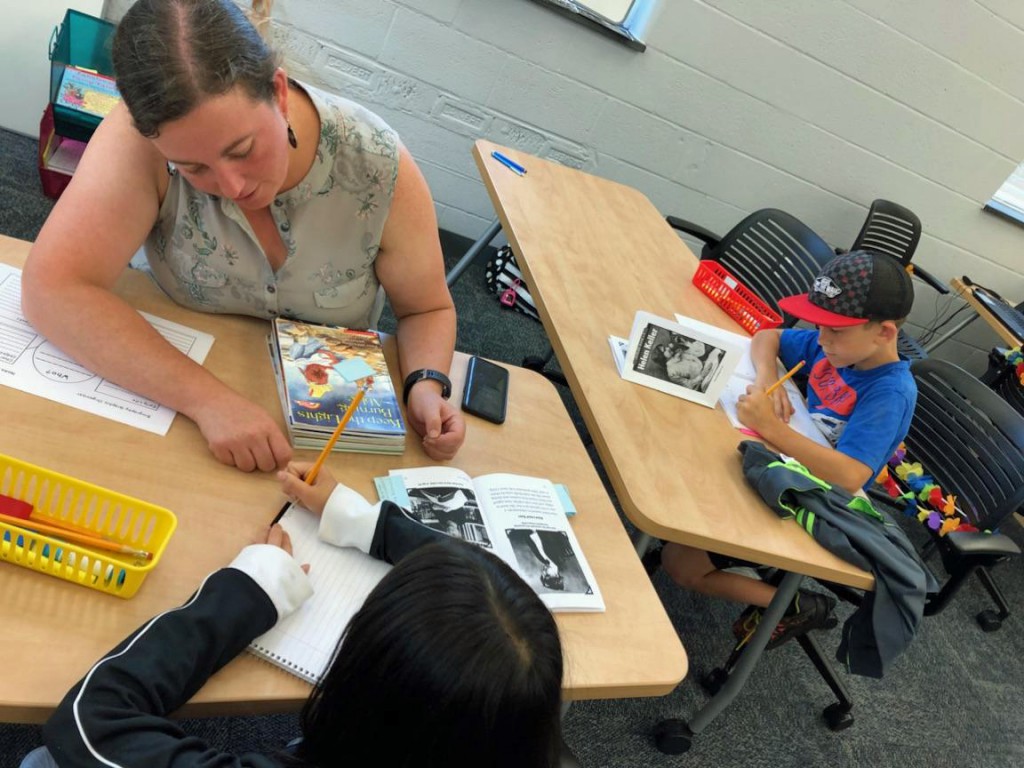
[[248, 505, 391, 684]]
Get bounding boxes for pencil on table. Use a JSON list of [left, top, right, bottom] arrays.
[[764, 360, 805, 396]]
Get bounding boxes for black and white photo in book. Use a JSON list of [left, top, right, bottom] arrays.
[[621, 310, 744, 408], [383, 467, 605, 612], [506, 528, 594, 596], [404, 486, 492, 548]]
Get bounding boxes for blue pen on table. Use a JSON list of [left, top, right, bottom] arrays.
[[491, 151, 526, 176]]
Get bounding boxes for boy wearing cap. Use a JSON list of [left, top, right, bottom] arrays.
[[660, 250, 917, 648]]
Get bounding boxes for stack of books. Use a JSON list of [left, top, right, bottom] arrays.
[[270, 319, 406, 454]]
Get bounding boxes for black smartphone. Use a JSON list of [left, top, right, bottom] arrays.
[[461, 356, 509, 424]]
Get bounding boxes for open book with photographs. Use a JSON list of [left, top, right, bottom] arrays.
[[248, 467, 602, 684], [375, 467, 604, 613], [672, 315, 831, 448]]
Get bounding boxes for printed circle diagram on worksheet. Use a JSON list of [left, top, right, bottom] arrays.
[[32, 341, 96, 384]]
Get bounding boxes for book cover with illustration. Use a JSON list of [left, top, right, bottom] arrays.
[[54, 66, 121, 119], [271, 319, 405, 453]]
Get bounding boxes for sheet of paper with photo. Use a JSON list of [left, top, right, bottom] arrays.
[[672, 315, 831, 448], [620, 310, 745, 408], [471, 472, 604, 612]]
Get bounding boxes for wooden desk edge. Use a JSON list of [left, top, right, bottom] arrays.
[[949, 277, 1024, 347]]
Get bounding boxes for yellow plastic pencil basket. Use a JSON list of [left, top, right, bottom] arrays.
[[0, 454, 176, 598]]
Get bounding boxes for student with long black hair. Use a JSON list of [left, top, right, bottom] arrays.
[[25, 465, 563, 768]]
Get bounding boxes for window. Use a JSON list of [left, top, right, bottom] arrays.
[[527, 0, 659, 51], [986, 163, 1024, 228]]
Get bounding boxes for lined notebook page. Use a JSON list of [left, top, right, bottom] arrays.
[[248, 505, 391, 683]]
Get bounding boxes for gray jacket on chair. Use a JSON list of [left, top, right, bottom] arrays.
[[739, 441, 939, 678]]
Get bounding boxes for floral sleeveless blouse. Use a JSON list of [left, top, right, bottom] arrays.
[[144, 81, 399, 329]]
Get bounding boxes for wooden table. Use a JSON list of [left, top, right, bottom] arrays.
[[472, 140, 874, 744], [0, 235, 686, 723]]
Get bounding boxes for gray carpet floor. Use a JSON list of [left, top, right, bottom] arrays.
[[2, 127, 1023, 768]]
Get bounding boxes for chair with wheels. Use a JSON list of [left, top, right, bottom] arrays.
[[654, 360, 1024, 751], [788, 360, 1024, 732], [897, 359, 1024, 630]]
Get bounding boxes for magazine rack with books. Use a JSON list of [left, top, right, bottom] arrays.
[[39, 10, 120, 199], [269, 318, 406, 454]]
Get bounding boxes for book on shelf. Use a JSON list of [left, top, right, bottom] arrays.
[[619, 310, 745, 408], [269, 318, 406, 454], [249, 467, 600, 684], [375, 466, 602, 613], [54, 66, 121, 119]]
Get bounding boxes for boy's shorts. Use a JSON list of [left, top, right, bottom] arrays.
[[708, 551, 760, 572]]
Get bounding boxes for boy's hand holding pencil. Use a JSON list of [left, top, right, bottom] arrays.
[[738, 361, 804, 435]]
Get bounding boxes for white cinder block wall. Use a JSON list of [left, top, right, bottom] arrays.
[[103, 0, 1024, 373]]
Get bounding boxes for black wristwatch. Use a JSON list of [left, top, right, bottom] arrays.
[[402, 369, 452, 405]]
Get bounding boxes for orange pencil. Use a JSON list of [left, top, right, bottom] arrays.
[[0, 512, 152, 560], [764, 360, 805, 396]]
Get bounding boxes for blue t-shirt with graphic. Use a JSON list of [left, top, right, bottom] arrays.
[[779, 329, 917, 488]]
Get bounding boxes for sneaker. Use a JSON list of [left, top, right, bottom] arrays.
[[732, 591, 837, 650]]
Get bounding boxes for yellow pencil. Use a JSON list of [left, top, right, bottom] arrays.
[[273, 383, 369, 524], [306, 386, 367, 484], [764, 360, 805, 396]]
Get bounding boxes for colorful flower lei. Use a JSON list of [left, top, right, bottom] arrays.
[[1002, 346, 1024, 387], [875, 443, 981, 536]]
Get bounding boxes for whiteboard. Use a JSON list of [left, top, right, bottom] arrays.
[[0, 0, 105, 138]]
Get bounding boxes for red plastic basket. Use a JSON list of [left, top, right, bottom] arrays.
[[692, 261, 783, 335]]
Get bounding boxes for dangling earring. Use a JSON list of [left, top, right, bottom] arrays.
[[287, 122, 298, 149]]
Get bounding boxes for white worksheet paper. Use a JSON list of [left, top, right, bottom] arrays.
[[672, 314, 830, 448], [0, 264, 214, 435]]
